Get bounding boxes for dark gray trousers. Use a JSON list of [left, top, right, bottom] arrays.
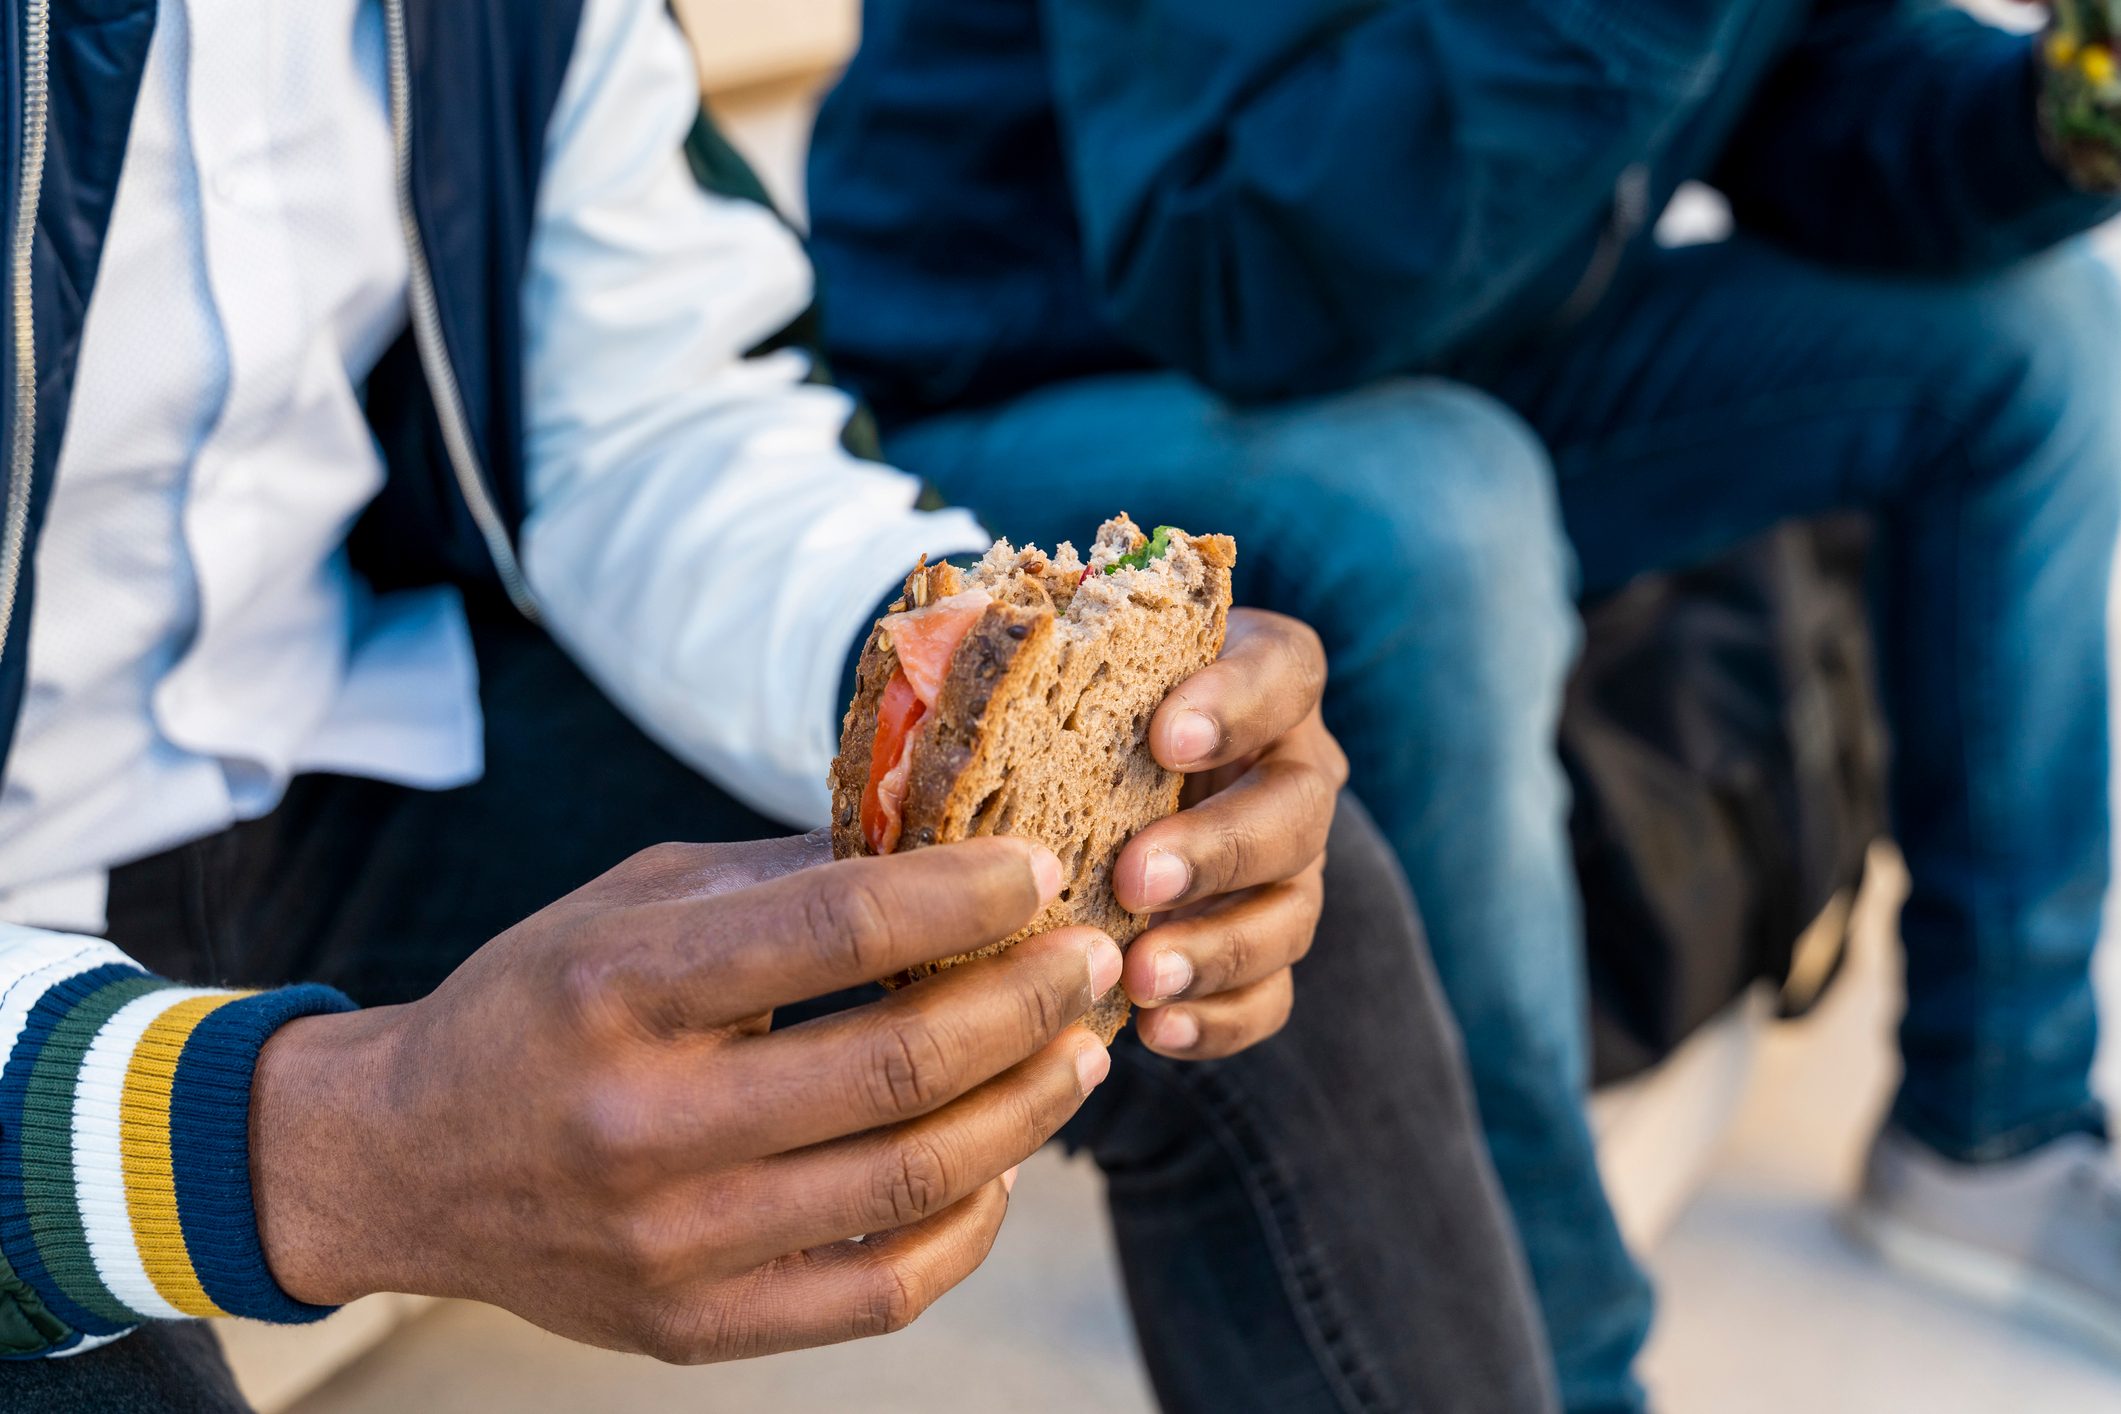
[[5, 612, 1554, 1414]]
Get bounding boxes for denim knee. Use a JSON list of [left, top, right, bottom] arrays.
[[1252, 378, 1581, 716], [1930, 247, 2121, 511]]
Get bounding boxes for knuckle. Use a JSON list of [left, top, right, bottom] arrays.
[[631, 1310, 689, 1364], [1278, 619, 1328, 697], [1265, 979, 1297, 1036], [873, 1131, 956, 1227], [803, 872, 898, 979], [627, 840, 697, 876], [1020, 1071, 1074, 1147], [653, 1333, 716, 1367], [638, 1299, 723, 1365], [861, 1259, 931, 1337], [1289, 762, 1338, 832], [556, 951, 623, 1035], [1209, 819, 1263, 893], [1015, 966, 1076, 1043], [1287, 916, 1320, 964], [1288, 876, 1326, 962], [864, 1015, 959, 1120], [1211, 920, 1257, 988], [1300, 868, 1326, 916], [612, 1210, 692, 1292], [639, 1331, 690, 1366], [565, 1083, 662, 1190], [1321, 733, 1351, 790]]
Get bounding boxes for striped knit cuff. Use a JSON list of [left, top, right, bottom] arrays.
[[0, 938, 356, 1356]]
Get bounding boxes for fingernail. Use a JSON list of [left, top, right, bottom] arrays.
[[1029, 846, 1065, 904], [1089, 936, 1124, 996], [1138, 849, 1191, 907], [1002, 1165, 1021, 1194], [1167, 710, 1219, 765], [1154, 1009, 1201, 1052], [1151, 950, 1193, 1001], [1076, 1041, 1112, 1094]]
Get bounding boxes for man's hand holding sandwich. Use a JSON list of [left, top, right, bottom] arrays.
[[240, 607, 1343, 1362]]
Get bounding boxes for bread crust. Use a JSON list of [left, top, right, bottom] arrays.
[[828, 634, 893, 862], [899, 598, 1055, 851]]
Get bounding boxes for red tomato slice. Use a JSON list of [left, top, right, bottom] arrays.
[[860, 589, 994, 855], [889, 592, 993, 704], [862, 669, 925, 854]]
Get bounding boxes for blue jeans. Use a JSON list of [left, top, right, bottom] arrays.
[[889, 235, 2121, 1414]]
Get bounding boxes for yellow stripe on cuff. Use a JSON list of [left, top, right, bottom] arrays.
[[118, 991, 250, 1317]]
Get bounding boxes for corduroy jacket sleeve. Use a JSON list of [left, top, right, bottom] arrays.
[[0, 929, 354, 1357], [1712, 0, 2121, 272], [1036, 0, 1735, 401]]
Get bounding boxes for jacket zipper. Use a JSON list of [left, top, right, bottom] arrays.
[[0, 0, 50, 666], [382, 0, 539, 621]]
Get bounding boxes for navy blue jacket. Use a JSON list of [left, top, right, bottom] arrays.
[[809, 0, 2120, 425], [1, 0, 586, 772]]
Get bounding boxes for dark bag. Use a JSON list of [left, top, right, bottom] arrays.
[[1565, 517, 1889, 1085]]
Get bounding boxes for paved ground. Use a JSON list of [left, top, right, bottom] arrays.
[[1636, 862, 2121, 1413]]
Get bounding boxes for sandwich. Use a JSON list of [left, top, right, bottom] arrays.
[[830, 514, 1237, 1041]]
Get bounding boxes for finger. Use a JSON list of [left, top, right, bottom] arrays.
[[1150, 609, 1325, 772], [696, 830, 834, 889], [1114, 754, 1337, 911], [651, 929, 1121, 1159], [1136, 969, 1296, 1061], [665, 830, 834, 889], [590, 836, 1066, 1032], [701, 1026, 1109, 1270], [579, 833, 836, 911], [641, 1180, 1013, 1363], [1123, 864, 1324, 1007]]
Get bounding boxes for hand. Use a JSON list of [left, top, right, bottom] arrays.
[[250, 834, 1121, 1363], [1111, 608, 1348, 1059]]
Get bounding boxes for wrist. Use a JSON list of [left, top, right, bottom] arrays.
[[0, 957, 356, 1347], [249, 1006, 412, 1306]]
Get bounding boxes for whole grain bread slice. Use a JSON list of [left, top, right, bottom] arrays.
[[829, 515, 1236, 1042]]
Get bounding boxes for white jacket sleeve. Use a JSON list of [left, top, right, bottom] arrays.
[[518, 0, 987, 827]]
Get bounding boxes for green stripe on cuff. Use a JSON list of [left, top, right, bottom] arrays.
[[19, 974, 173, 1326]]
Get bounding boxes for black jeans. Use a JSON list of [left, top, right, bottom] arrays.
[[8, 615, 1554, 1414]]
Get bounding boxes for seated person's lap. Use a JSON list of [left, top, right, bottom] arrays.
[[82, 609, 1554, 1414]]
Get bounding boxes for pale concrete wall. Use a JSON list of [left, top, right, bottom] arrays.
[[670, 0, 858, 94]]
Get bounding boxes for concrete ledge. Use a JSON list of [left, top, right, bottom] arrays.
[[1594, 988, 1774, 1253], [221, 1295, 437, 1414], [670, 0, 858, 95]]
